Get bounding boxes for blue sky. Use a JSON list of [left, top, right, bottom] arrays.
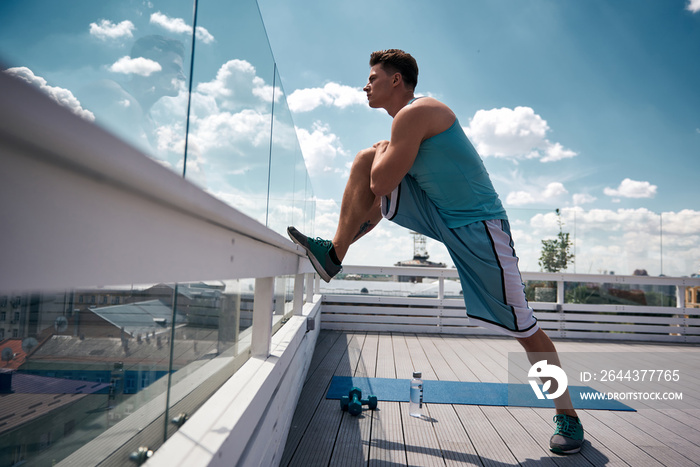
[[1, 0, 698, 277], [258, 0, 700, 276]]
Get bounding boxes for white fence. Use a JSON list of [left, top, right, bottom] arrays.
[[321, 266, 700, 343]]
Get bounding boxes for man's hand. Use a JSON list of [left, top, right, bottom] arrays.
[[372, 140, 390, 154]]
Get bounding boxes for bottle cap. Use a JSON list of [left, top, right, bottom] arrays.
[[413, 371, 421, 378]]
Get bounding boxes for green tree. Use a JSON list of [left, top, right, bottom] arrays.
[[539, 209, 574, 273]]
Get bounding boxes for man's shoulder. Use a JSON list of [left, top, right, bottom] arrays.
[[402, 97, 454, 118], [397, 97, 455, 137]]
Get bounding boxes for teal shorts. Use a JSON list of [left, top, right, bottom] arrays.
[[381, 176, 539, 338]]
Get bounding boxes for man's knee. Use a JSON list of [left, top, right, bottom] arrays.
[[352, 147, 376, 169]]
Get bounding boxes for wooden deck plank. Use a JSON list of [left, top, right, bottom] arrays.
[[404, 333, 438, 380], [330, 410, 372, 467], [426, 403, 483, 466], [393, 334, 444, 465], [514, 408, 599, 467], [480, 406, 558, 466], [287, 398, 343, 467], [281, 332, 361, 465], [420, 335, 460, 381], [533, 409, 630, 467], [304, 329, 342, 383], [392, 334, 416, 382], [375, 332, 396, 379], [637, 408, 700, 455], [368, 402, 406, 466], [431, 335, 480, 381], [369, 333, 406, 465], [587, 409, 699, 467], [445, 336, 505, 383], [328, 333, 370, 466], [400, 402, 445, 467], [577, 409, 664, 466], [282, 331, 700, 467], [356, 332, 379, 378], [452, 405, 519, 466], [330, 332, 379, 466]]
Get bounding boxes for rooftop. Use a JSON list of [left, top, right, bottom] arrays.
[[283, 331, 700, 466]]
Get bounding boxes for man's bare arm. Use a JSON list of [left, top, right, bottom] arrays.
[[369, 107, 427, 196]]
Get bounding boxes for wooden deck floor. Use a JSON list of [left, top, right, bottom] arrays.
[[281, 331, 700, 466]]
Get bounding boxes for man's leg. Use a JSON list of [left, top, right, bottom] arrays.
[[332, 147, 383, 261], [288, 146, 383, 281], [518, 328, 584, 454], [517, 328, 577, 417]]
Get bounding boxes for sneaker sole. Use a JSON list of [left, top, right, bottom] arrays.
[[550, 448, 581, 455], [287, 227, 333, 283], [550, 445, 582, 455]]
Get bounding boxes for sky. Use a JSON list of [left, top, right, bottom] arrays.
[[257, 0, 700, 277], [1, 0, 698, 278]]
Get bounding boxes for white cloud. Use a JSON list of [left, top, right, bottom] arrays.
[[287, 82, 366, 113], [89, 19, 135, 40], [572, 193, 597, 205], [464, 106, 577, 162], [515, 207, 700, 276], [687, 0, 700, 13], [603, 178, 657, 199], [4, 67, 95, 121], [194, 109, 271, 153], [196, 60, 273, 111], [506, 182, 568, 206], [150, 12, 215, 44], [295, 122, 349, 175], [109, 56, 162, 76]]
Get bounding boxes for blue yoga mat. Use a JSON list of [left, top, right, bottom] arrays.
[[327, 376, 634, 411]]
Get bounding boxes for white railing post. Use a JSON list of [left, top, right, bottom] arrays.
[[556, 280, 565, 305], [305, 273, 314, 303], [251, 277, 274, 358], [677, 285, 686, 309], [274, 276, 286, 316], [293, 273, 304, 315]]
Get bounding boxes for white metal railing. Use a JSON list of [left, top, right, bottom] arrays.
[[1, 70, 320, 467], [321, 266, 700, 343]]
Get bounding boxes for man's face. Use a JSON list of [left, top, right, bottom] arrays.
[[363, 64, 395, 109], [153, 51, 186, 97]]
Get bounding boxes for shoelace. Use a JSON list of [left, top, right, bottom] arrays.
[[311, 237, 333, 249], [553, 415, 579, 438]]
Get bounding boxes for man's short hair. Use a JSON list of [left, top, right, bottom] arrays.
[[369, 49, 418, 90]]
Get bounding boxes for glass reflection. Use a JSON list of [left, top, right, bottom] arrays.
[[0, 1, 195, 170], [0, 0, 316, 462]]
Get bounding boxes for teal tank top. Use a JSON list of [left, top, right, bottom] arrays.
[[407, 108, 507, 228]]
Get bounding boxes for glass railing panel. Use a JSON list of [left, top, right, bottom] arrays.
[[0, 278, 255, 466], [563, 282, 677, 307], [0, 1, 195, 172], [0, 284, 175, 465], [183, 0, 276, 225], [302, 164, 317, 236], [267, 70, 303, 236], [507, 207, 671, 277], [320, 273, 463, 299], [163, 279, 253, 442]]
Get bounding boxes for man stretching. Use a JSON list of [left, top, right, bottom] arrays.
[[288, 49, 584, 454]]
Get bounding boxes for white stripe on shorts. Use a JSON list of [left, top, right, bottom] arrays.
[[380, 185, 400, 220], [483, 219, 538, 335]]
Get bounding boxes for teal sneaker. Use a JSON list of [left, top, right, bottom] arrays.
[[550, 414, 584, 454], [287, 226, 341, 282]]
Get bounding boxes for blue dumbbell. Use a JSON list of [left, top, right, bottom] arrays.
[[340, 387, 378, 416]]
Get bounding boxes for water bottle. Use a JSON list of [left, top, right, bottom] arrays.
[[409, 371, 423, 418]]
